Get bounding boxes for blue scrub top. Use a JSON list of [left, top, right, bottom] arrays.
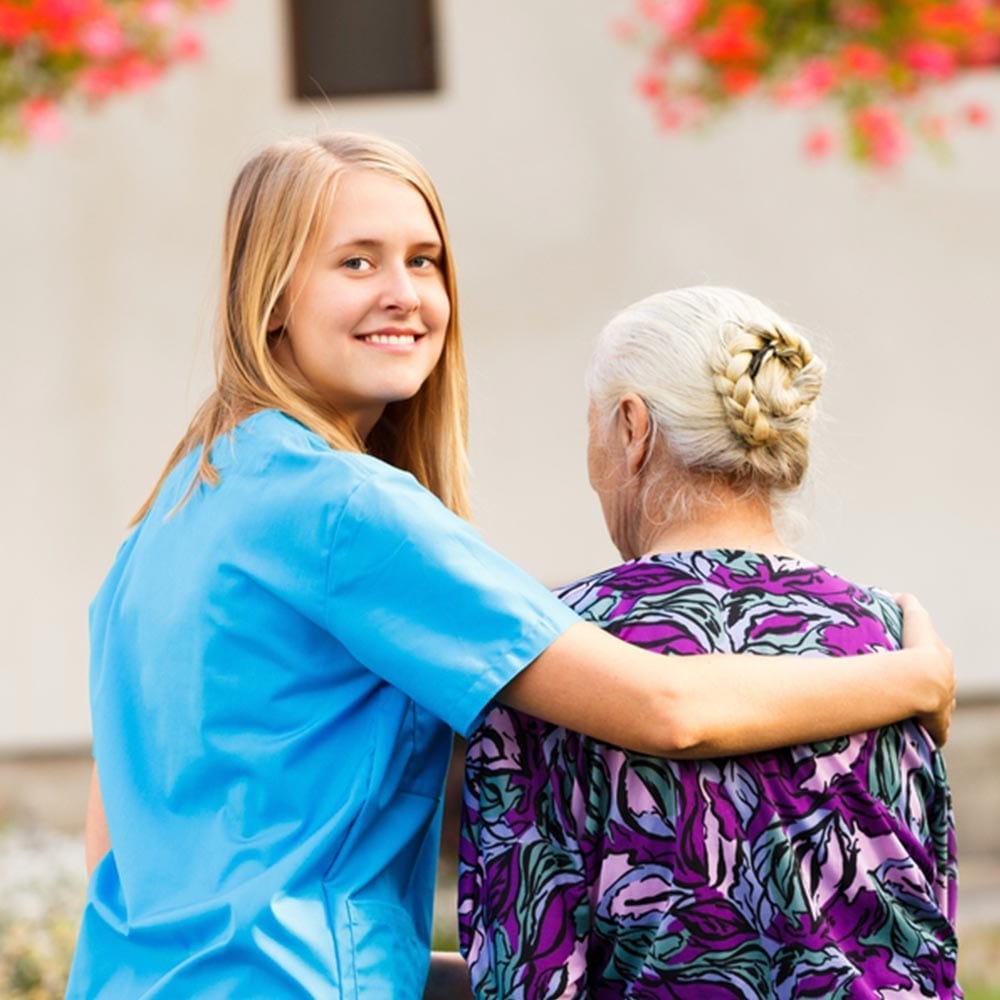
[[67, 410, 579, 998]]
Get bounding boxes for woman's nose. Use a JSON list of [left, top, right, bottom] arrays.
[[380, 265, 420, 312]]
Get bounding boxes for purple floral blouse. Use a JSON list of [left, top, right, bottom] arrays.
[[458, 550, 959, 999]]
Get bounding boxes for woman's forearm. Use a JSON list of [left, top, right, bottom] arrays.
[[661, 644, 950, 758], [501, 595, 954, 757]]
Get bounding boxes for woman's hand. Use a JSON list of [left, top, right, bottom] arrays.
[[896, 593, 956, 746]]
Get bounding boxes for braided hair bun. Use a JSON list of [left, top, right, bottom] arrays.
[[711, 320, 824, 487]]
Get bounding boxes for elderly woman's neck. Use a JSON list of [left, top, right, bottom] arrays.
[[626, 492, 794, 560]]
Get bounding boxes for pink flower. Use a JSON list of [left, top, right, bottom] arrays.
[[21, 98, 66, 143], [139, 0, 178, 27], [652, 0, 705, 38], [657, 103, 686, 130], [172, 28, 203, 61], [775, 57, 837, 106], [902, 41, 957, 79], [636, 68, 665, 100], [116, 54, 164, 90], [919, 114, 949, 140], [79, 65, 120, 99], [79, 16, 126, 59], [835, 0, 881, 31], [803, 127, 835, 159], [655, 94, 708, 130], [610, 15, 637, 42], [853, 105, 907, 166], [640, 0, 706, 39], [963, 101, 991, 127]]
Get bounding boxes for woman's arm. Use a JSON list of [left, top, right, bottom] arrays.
[[86, 763, 111, 876], [500, 593, 954, 758]]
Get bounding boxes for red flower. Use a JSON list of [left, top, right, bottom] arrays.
[[720, 66, 759, 94], [0, 6, 34, 44], [840, 44, 889, 80], [696, 27, 765, 63]]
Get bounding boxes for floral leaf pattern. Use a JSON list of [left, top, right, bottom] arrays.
[[458, 550, 959, 998]]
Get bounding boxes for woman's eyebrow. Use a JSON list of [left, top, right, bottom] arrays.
[[329, 237, 443, 253]]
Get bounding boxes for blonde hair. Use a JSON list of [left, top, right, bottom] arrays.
[[587, 286, 825, 512], [135, 133, 470, 522]]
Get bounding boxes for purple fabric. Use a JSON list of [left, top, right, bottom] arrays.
[[458, 550, 959, 999]]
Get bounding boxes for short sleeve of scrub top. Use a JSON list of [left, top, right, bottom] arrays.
[[322, 464, 579, 735]]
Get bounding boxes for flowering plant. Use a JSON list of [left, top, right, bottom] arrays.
[[616, 0, 1000, 165], [0, 0, 227, 145]]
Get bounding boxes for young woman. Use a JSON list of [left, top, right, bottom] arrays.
[[460, 287, 959, 998], [67, 135, 954, 998]]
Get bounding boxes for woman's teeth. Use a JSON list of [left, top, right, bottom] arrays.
[[361, 333, 416, 345]]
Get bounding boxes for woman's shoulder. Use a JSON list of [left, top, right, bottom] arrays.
[[700, 549, 903, 652], [555, 549, 901, 650], [226, 410, 385, 475], [137, 409, 431, 546], [211, 409, 424, 504]]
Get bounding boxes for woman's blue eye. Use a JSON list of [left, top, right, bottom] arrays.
[[343, 257, 371, 271], [410, 255, 436, 269]]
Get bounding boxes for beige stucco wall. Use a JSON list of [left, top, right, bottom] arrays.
[[1, 1, 998, 751]]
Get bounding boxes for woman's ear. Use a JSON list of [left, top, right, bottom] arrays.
[[267, 297, 287, 335], [618, 393, 652, 477]]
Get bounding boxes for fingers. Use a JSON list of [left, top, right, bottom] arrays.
[[894, 592, 927, 615], [918, 694, 958, 747]]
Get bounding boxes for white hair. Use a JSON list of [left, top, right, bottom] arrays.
[[587, 286, 825, 513]]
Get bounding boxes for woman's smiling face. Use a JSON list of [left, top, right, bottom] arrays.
[[271, 168, 450, 437]]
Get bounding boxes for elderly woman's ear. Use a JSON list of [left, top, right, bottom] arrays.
[[617, 393, 653, 476]]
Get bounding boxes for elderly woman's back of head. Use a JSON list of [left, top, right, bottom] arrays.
[[588, 286, 825, 504]]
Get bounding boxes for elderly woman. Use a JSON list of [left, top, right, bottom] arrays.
[[458, 287, 958, 999]]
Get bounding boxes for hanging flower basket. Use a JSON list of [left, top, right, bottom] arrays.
[[616, 0, 1000, 165], [0, 0, 228, 146]]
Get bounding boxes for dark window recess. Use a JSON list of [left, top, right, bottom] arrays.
[[289, 0, 438, 99]]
